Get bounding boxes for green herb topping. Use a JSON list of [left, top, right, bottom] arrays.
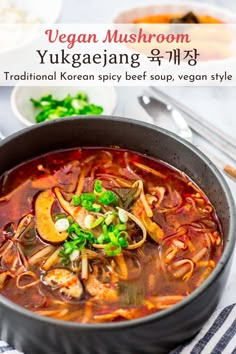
[[31, 92, 103, 123]]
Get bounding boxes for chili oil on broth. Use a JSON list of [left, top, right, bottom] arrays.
[[0, 148, 223, 323]]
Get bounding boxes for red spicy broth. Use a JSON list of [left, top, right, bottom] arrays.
[[0, 148, 223, 323]]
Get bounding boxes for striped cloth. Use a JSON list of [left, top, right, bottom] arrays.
[[0, 343, 23, 354], [171, 304, 236, 354], [0, 304, 235, 354]]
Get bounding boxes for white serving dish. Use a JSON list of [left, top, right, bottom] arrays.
[[11, 86, 117, 126]]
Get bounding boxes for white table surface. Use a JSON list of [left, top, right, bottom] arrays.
[[0, 0, 236, 310]]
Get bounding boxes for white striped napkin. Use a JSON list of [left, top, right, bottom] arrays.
[[171, 304, 236, 354], [0, 304, 235, 354], [0, 340, 23, 354]]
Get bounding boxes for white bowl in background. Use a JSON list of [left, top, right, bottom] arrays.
[[112, 1, 236, 77], [0, 0, 63, 54], [11, 86, 117, 127], [0, 0, 63, 24], [112, 1, 236, 24]]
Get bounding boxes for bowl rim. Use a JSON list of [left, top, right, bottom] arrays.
[[112, 0, 236, 24], [11, 86, 32, 127], [0, 115, 235, 330], [10, 85, 117, 127]]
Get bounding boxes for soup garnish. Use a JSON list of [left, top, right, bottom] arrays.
[[30, 92, 103, 123], [0, 148, 223, 323]]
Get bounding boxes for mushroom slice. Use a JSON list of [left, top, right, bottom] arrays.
[[35, 189, 68, 243], [42, 269, 83, 300]]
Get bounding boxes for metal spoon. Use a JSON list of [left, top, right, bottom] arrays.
[[0, 131, 5, 140], [139, 94, 193, 142], [138, 94, 236, 181], [141, 89, 236, 163]]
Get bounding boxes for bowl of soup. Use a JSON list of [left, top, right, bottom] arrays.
[[112, 1, 236, 24], [0, 116, 235, 354], [112, 1, 236, 65]]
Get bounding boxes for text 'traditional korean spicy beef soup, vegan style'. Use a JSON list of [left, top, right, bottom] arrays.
[[0, 148, 223, 323]]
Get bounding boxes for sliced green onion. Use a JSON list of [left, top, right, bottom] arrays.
[[108, 232, 118, 244], [84, 229, 96, 242], [81, 193, 96, 203], [98, 191, 118, 206], [58, 249, 70, 265], [63, 243, 74, 255], [102, 224, 108, 236], [105, 212, 115, 225], [55, 218, 70, 232], [67, 216, 74, 224], [97, 234, 106, 244], [113, 229, 120, 237], [119, 231, 128, 238], [31, 92, 103, 124], [118, 208, 129, 223], [118, 235, 129, 248], [59, 221, 98, 263], [72, 239, 87, 251], [72, 195, 80, 206], [54, 213, 67, 221], [81, 200, 94, 211], [115, 224, 127, 231], [94, 180, 103, 194], [84, 215, 96, 229], [105, 242, 122, 256], [70, 233, 83, 242], [92, 203, 102, 212], [108, 224, 115, 232], [63, 238, 87, 254], [90, 216, 104, 229], [68, 223, 81, 235]]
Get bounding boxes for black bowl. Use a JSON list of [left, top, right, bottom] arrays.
[[0, 116, 235, 354]]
